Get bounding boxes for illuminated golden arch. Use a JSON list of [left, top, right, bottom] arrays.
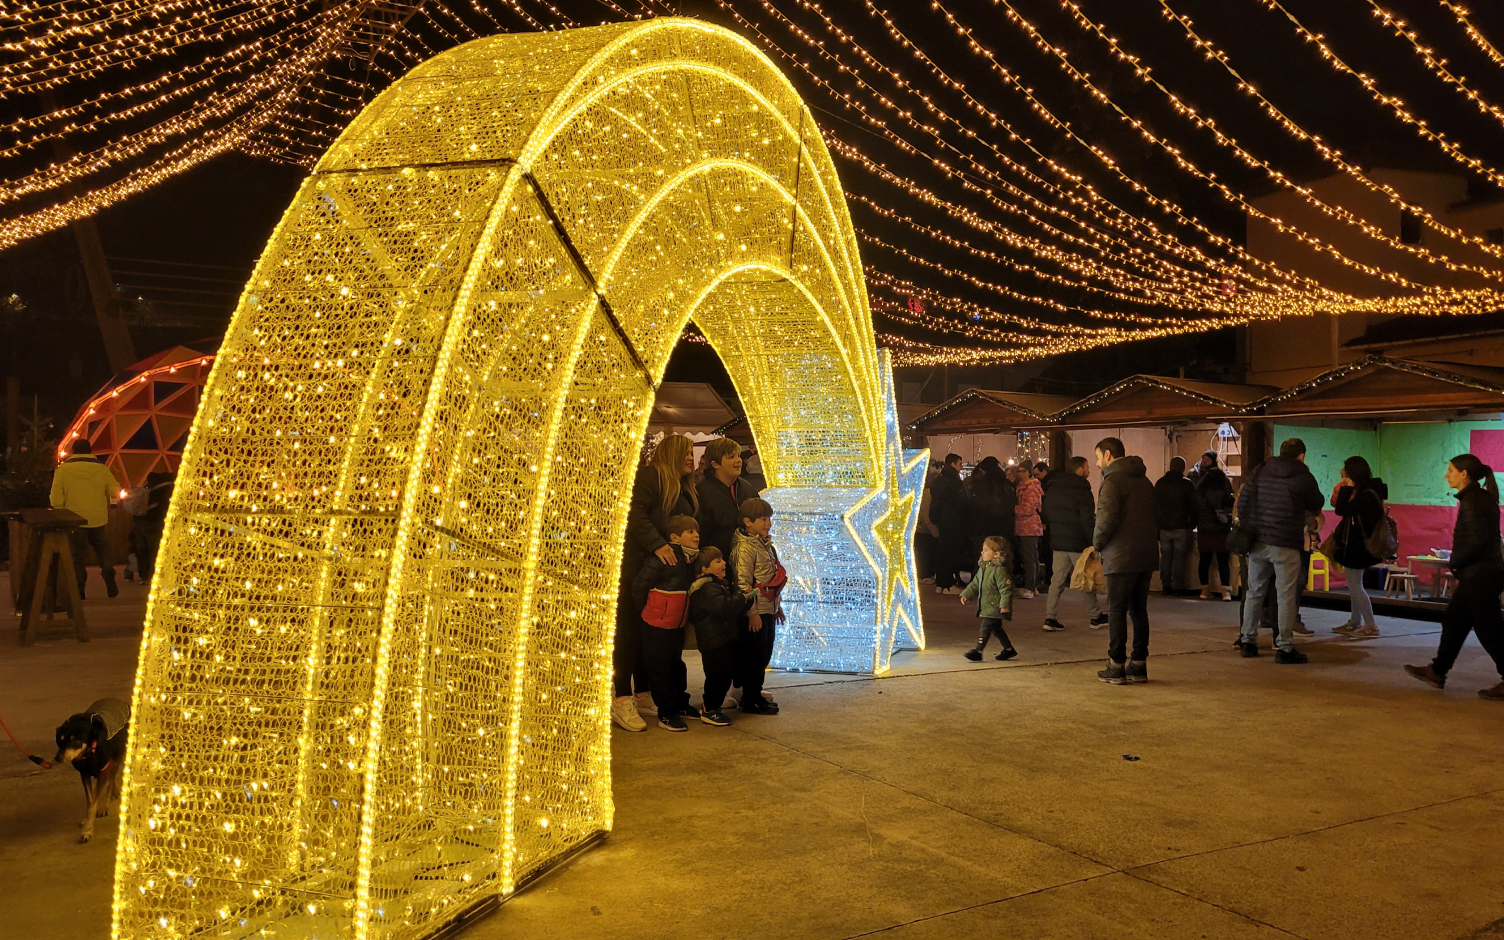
[[113, 19, 926, 940]]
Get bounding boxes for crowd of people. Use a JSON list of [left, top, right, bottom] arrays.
[[918, 437, 1504, 698], [613, 435, 786, 733]]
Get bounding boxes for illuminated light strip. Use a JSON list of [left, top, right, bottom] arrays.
[[0, 5, 316, 153], [1149, 0, 1504, 272], [1439, 1, 1504, 68], [1365, 0, 1504, 128], [2, 7, 354, 207], [798, 0, 1296, 301], [849, 0, 1343, 298], [999, 0, 1504, 286], [727, 0, 1284, 303], [925, 0, 1496, 297], [1, 0, 308, 96]]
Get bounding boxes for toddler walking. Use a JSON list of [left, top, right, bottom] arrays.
[[961, 536, 1017, 661]]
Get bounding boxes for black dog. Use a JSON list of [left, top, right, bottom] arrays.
[[54, 698, 130, 843]]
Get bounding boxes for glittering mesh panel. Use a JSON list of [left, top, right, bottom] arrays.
[[117, 19, 925, 940], [114, 164, 508, 940]]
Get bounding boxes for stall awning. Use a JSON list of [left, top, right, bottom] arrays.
[[908, 389, 1077, 434], [648, 382, 738, 432], [1045, 376, 1276, 429], [1260, 356, 1504, 418]]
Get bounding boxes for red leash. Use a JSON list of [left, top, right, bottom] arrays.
[[0, 712, 51, 769]]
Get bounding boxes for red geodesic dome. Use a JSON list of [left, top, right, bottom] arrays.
[[58, 339, 221, 489]]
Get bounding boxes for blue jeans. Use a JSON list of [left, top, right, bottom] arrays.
[[1158, 528, 1193, 592], [1241, 543, 1301, 651]]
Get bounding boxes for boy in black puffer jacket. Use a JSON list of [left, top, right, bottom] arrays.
[[632, 515, 701, 732], [687, 547, 756, 726]]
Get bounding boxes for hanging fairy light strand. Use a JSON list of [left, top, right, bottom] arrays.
[[1364, 0, 1504, 129], [1438, 1, 1504, 69]]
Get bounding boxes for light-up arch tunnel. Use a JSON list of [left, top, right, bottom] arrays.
[[113, 18, 927, 940]]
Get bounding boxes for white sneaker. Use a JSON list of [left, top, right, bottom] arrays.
[[611, 697, 646, 732], [1019, 590, 1035, 599], [634, 693, 657, 717]]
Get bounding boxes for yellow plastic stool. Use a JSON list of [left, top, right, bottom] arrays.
[[1307, 551, 1331, 592]]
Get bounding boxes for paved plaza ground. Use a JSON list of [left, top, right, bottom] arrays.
[[3, 568, 1503, 940]]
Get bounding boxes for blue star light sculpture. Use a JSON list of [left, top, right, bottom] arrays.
[[765, 351, 929, 674]]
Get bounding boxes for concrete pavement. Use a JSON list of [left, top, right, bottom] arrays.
[[3, 569, 1501, 939]]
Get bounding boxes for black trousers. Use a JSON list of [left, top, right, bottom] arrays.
[[1434, 570, 1504, 679], [67, 525, 115, 596], [1199, 550, 1230, 587], [935, 527, 967, 589], [974, 616, 1013, 652], [1106, 571, 1152, 664], [737, 613, 776, 702], [613, 577, 651, 698], [641, 624, 690, 714], [700, 643, 737, 711]]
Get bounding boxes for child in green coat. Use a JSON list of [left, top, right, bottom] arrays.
[[961, 536, 1017, 661]]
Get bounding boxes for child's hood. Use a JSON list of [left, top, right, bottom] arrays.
[[690, 574, 718, 594]]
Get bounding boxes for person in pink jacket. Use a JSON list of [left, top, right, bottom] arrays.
[[1014, 459, 1045, 597]]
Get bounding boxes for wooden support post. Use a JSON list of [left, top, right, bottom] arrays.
[[1048, 430, 1072, 474]]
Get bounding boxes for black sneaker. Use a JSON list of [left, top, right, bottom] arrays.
[[995, 648, 1018, 661], [1275, 648, 1309, 665], [964, 648, 983, 662], [1240, 641, 1260, 658], [1125, 660, 1148, 683], [1097, 661, 1126, 685], [700, 708, 732, 726], [657, 713, 688, 732], [1090, 613, 1109, 628], [1042, 618, 1066, 632], [673, 704, 700, 719], [105, 578, 119, 599], [740, 697, 779, 715]]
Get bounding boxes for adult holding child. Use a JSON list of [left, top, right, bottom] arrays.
[[1406, 455, 1504, 700], [614, 434, 698, 732]]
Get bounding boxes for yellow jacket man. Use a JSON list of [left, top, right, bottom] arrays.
[[50, 439, 121, 598]]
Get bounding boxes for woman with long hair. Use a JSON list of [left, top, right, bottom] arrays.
[[1331, 456, 1388, 639], [1194, 463, 1234, 601], [614, 434, 699, 731], [1406, 454, 1504, 700]]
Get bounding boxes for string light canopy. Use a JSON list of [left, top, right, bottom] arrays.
[[7, 2, 1504, 364], [113, 19, 926, 939]]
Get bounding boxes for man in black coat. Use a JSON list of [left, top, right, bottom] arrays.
[[1154, 456, 1197, 596], [1235, 438, 1324, 664], [930, 454, 970, 592], [1040, 456, 1106, 631], [1092, 438, 1159, 685], [696, 437, 760, 559]]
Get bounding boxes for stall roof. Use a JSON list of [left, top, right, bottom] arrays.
[[908, 389, 1078, 434], [648, 382, 738, 431], [1259, 355, 1504, 418], [1045, 376, 1277, 428]]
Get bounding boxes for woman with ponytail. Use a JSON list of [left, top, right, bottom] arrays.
[[1405, 454, 1504, 699], [614, 435, 700, 731]]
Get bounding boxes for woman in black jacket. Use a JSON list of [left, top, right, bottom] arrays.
[[1331, 456, 1388, 639], [1194, 465, 1233, 601], [615, 435, 698, 731], [1406, 454, 1504, 699]]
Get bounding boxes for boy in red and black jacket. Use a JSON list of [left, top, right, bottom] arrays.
[[632, 515, 700, 732]]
